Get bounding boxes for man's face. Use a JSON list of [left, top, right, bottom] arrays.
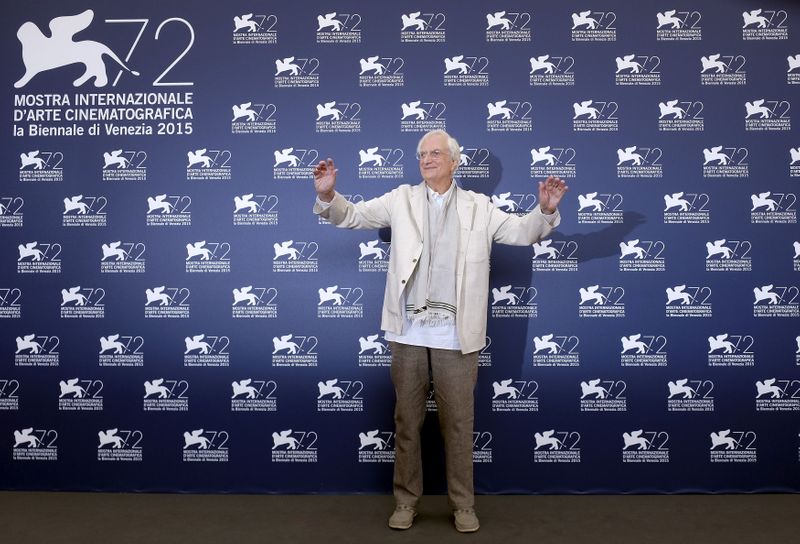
[[418, 133, 457, 186]]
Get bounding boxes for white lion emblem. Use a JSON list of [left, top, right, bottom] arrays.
[[15, 10, 139, 88]]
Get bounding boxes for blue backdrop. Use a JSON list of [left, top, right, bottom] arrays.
[[1, 0, 798, 493]]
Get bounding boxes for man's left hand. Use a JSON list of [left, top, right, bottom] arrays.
[[538, 176, 568, 215]]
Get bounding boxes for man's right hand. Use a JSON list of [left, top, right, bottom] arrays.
[[313, 158, 337, 202]]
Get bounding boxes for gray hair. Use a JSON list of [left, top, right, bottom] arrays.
[[417, 129, 460, 162]]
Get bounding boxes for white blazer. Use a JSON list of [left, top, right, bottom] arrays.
[[314, 182, 559, 354]]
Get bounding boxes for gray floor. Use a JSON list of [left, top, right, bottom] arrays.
[[1, 492, 797, 543]]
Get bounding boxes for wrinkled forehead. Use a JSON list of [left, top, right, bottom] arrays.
[[419, 133, 447, 151]]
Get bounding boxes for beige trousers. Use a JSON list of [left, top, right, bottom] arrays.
[[389, 341, 478, 510]]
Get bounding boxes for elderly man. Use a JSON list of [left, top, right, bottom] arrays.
[[312, 130, 567, 532]]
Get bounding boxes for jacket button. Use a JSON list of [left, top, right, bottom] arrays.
[[401, 279, 406, 284], [412, 258, 417, 263]]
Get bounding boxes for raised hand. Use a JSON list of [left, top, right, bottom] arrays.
[[538, 176, 568, 214], [313, 158, 337, 202]]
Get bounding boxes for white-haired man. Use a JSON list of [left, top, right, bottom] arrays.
[[313, 129, 567, 532]]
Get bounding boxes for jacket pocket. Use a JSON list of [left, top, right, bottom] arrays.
[[465, 229, 489, 263], [464, 263, 490, 334], [383, 271, 401, 318]]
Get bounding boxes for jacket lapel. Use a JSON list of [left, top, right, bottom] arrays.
[[455, 187, 475, 308], [411, 182, 474, 237], [410, 182, 426, 239], [455, 186, 475, 230]]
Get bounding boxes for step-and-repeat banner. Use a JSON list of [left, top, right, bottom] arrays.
[[1, 0, 798, 493]]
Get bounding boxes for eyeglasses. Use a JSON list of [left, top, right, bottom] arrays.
[[416, 149, 448, 161]]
